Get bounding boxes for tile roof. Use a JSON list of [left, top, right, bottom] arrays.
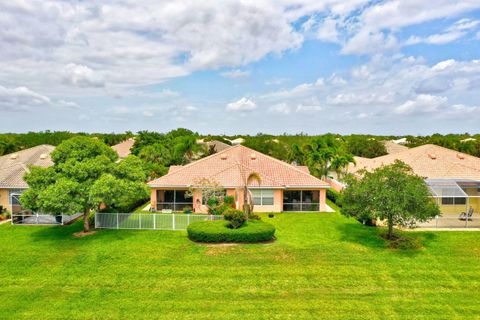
[[111, 139, 135, 158], [204, 140, 231, 153], [348, 144, 480, 180], [0, 145, 55, 188], [148, 145, 328, 188], [383, 140, 409, 154]]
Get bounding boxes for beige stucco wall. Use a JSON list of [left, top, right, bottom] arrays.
[[0, 188, 9, 212], [149, 187, 329, 213]]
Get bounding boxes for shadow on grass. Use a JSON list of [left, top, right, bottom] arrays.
[[337, 218, 437, 254], [28, 220, 136, 243]]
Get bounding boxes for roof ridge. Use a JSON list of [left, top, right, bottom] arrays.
[[234, 161, 284, 187], [237, 144, 326, 183], [148, 144, 241, 184]]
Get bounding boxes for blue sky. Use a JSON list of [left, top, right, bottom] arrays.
[[0, 1, 479, 135]]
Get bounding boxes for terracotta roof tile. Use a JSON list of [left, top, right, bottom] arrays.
[[348, 144, 480, 180], [148, 145, 328, 188], [0, 145, 54, 188], [111, 139, 135, 158]]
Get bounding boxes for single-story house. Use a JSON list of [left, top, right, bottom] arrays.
[[111, 138, 135, 159], [348, 144, 480, 216], [0, 145, 54, 214], [148, 145, 330, 213]]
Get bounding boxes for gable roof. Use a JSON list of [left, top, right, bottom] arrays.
[[0, 145, 55, 188], [111, 139, 135, 158], [349, 144, 480, 180], [148, 145, 328, 188]]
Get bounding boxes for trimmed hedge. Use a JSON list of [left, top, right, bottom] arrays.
[[187, 220, 275, 243]]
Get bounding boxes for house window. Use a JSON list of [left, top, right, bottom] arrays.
[[441, 197, 466, 205], [251, 189, 274, 206]]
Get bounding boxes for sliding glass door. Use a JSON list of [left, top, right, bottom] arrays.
[[283, 190, 319, 212]]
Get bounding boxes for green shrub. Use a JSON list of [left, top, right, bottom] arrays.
[[209, 204, 230, 215], [327, 189, 342, 207], [183, 206, 193, 214], [187, 220, 275, 243], [207, 197, 219, 207], [223, 208, 246, 229], [223, 196, 235, 206]]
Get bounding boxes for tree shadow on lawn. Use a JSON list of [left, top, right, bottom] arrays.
[[28, 221, 136, 244], [336, 218, 437, 255]]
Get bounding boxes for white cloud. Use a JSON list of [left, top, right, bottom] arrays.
[[295, 104, 322, 113], [221, 69, 250, 79], [268, 103, 291, 115], [0, 85, 51, 110], [63, 63, 105, 88], [226, 97, 257, 112], [316, 17, 339, 43], [432, 59, 457, 71], [394, 94, 448, 115]]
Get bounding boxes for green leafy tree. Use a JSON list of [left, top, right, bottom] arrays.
[[21, 137, 148, 233], [341, 161, 440, 239], [346, 135, 387, 158]]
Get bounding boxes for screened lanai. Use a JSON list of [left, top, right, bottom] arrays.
[[422, 179, 480, 228]]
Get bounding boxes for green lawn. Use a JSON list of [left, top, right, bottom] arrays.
[[1, 206, 480, 319]]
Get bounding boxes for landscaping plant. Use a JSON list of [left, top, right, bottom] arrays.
[[341, 160, 440, 239], [20, 136, 148, 233]]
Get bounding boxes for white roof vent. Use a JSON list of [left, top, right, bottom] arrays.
[[428, 153, 437, 160], [250, 153, 256, 160], [456, 153, 465, 160], [40, 153, 48, 160], [220, 154, 228, 160], [10, 153, 18, 160]]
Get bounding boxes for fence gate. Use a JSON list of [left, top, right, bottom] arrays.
[[95, 212, 223, 231]]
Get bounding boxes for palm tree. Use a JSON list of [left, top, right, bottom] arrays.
[[330, 154, 355, 180], [242, 172, 262, 219]]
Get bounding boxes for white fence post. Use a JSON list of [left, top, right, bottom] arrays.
[[139, 214, 142, 229], [172, 214, 176, 230], [153, 214, 156, 230], [187, 214, 190, 225], [95, 212, 97, 229], [116, 213, 119, 229]]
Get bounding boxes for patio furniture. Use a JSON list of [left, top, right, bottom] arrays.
[[459, 207, 474, 221], [161, 209, 173, 214]]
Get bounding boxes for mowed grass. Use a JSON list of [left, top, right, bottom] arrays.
[[1, 206, 480, 319]]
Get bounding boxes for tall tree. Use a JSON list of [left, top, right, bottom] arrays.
[[341, 161, 440, 239], [21, 137, 148, 233]]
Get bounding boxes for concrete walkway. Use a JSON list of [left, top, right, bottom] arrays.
[[0, 219, 11, 225]]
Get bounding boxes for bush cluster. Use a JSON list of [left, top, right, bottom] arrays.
[[187, 220, 275, 243], [327, 189, 342, 207], [223, 208, 246, 228]]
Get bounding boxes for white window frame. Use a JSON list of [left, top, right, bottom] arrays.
[[251, 189, 274, 206]]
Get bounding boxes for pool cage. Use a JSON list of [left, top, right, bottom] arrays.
[[423, 179, 480, 228]]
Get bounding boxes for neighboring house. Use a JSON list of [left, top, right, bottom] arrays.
[[148, 145, 330, 213], [229, 137, 245, 145], [383, 140, 409, 154], [0, 145, 54, 213], [203, 140, 231, 153], [348, 144, 480, 216], [111, 138, 135, 159]]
